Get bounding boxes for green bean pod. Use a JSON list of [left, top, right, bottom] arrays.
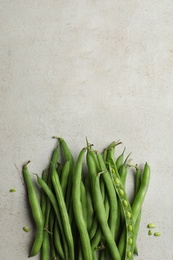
[[41, 170, 50, 260], [23, 162, 44, 257], [116, 147, 126, 171], [60, 160, 70, 197], [133, 166, 142, 255], [36, 174, 68, 260], [87, 150, 121, 260], [51, 167, 74, 260], [118, 162, 150, 258], [97, 152, 119, 239], [72, 148, 93, 260], [49, 209, 56, 260], [85, 177, 94, 232], [108, 159, 134, 260], [54, 220, 65, 259]]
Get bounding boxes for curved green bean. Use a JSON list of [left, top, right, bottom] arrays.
[[72, 148, 93, 260], [52, 167, 74, 260], [87, 150, 121, 260], [23, 161, 44, 257], [118, 163, 150, 258]]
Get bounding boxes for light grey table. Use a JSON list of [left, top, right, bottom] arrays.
[[1, 1, 173, 259]]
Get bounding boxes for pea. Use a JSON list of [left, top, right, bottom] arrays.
[[154, 232, 161, 237], [114, 177, 120, 185], [128, 237, 133, 245], [128, 225, 133, 232], [126, 212, 131, 219], [23, 226, 30, 232], [10, 189, 16, 192], [118, 189, 124, 196], [147, 223, 156, 228], [122, 200, 128, 207], [127, 250, 132, 258], [148, 230, 152, 236]]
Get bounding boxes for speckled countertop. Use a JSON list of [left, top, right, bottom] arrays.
[[1, 1, 173, 259]]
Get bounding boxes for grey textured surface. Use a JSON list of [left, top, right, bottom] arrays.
[[1, 1, 173, 259]]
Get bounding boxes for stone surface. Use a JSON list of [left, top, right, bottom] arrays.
[[1, 1, 173, 259]]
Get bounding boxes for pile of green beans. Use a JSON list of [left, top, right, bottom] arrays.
[[22, 137, 150, 260]]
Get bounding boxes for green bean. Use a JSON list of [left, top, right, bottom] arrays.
[[60, 160, 70, 197], [80, 181, 88, 225], [133, 166, 142, 255], [57, 162, 63, 175], [41, 170, 48, 224], [54, 220, 65, 259], [49, 209, 56, 260], [85, 177, 94, 231], [118, 163, 150, 258], [132, 163, 150, 222], [36, 174, 68, 260], [97, 152, 119, 239], [87, 150, 121, 260], [50, 142, 60, 172], [109, 160, 134, 260], [106, 140, 122, 164], [42, 230, 50, 260], [41, 170, 50, 260], [51, 167, 74, 260], [102, 148, 107, 163], [89, 176, 105, 240], [88, 147, 104, 240], [22, 161, 44, 257], [118, 152, 131, 186], [116, 147, 126, 171], [57, 137, 74, 205], [72, 148, 93, 260], [91, 192, 110, 251]]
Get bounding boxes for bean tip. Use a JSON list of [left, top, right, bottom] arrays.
[[23, 160, 31, 167]]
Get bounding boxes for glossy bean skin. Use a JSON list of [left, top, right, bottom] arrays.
[[87, 150, 121, 260], [23, 162, 44, 257], [72, 148, 93, 260], [52, 167, 74, 260]]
